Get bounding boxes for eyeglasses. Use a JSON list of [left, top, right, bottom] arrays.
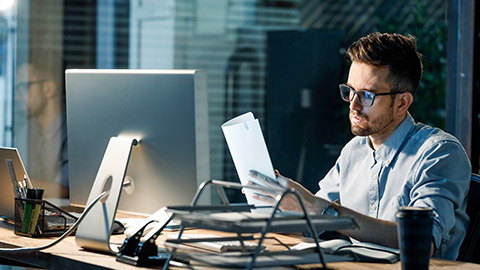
[[339, 84, 403, 107], [15, 80, 46, 96]]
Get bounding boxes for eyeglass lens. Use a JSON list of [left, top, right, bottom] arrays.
[[339, 85, 374, 106]]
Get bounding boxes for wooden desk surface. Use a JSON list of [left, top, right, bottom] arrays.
[[0, 220, 153, 270], [0, 221, 478, 270]]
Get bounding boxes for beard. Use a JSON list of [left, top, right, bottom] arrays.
[[350, 104, 395, 136]]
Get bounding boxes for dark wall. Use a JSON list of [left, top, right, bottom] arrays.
[[63, 0, 129, 69], [63, 0, 97, 69], [266, 29, 351, 192], [472, 2, 480, 174]]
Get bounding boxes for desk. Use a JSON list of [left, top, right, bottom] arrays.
[[0, 221, 141, 270], [0, 221, 478, 269]]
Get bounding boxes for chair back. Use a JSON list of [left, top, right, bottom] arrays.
[[457, 173, 480, 262]]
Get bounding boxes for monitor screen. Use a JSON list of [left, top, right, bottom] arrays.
[[65, 69, 209, 215]]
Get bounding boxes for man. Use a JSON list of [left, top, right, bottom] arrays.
[[250, 32, 470, 260], [15, 52, 69, 198]]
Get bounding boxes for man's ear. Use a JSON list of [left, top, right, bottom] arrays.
[[42, 79, 57, 99], [395, 92, 413, 115]]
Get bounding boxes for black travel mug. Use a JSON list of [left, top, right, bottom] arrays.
[[396, 206, 433, 270]]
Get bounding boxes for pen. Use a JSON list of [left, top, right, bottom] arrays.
[[24, 174, 33, 189], [17, 181, 26, 199]]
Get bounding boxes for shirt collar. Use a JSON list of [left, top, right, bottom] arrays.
[[371, 113, 415, 166]]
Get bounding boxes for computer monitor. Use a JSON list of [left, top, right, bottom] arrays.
[[65, 69, 209, 216]]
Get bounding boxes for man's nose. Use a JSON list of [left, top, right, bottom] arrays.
[[349, 92, 363, 111]]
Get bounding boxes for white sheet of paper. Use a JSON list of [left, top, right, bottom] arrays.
[[222, 112, 276, 209]]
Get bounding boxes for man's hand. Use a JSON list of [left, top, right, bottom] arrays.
[[247, 170, 328, 214], [247, 171, 407, 250], [247, 170, 302, 212], [248, 169, 289, 189]]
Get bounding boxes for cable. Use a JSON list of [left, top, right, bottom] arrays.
[[0, 191, 108, 252]]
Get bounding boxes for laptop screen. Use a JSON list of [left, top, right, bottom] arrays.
[[0, 147, 31, 220]]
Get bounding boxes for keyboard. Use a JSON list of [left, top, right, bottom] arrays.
[[168, 234, 265, 253]]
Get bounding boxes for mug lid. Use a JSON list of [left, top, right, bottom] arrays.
[[396, 206, 433, 218]]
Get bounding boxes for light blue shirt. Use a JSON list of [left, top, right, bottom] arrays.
[[316, 114, 471, 260]]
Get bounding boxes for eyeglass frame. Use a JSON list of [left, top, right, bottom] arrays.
[[15, 80, 47, 96], [339, 84, 404, 107]]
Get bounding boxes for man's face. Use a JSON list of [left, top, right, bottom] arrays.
[[346, 61, 397, 137], [15, 64, 48, 118]]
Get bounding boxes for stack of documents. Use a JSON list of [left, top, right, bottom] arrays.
[[222, 112, 278, 210]]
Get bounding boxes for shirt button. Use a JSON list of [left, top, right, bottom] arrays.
[[372, 205, 377, 210], [375, 154, 380, 159], [373, 175, 378, 180]]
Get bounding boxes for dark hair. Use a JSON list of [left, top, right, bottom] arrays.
[[346, 32, 423, 95], [28, 48, 63, 85], [28, 48, 65, 101]]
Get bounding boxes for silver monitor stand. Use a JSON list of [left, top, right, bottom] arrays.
[[75, 137, 137, 254]]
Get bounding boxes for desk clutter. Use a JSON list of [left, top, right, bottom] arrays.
[[6, 154, 78, 238], [114, 179, 358, 269], [2, 140, 383, 268], [14, 197, 77, 237], [3, 142, 389, 269]]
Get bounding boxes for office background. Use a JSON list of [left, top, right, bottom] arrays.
[[0, 0, 477, 197]]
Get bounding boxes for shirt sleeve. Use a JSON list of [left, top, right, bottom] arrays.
[[315, 155, 342, 203], [409, 139, 470, 255]]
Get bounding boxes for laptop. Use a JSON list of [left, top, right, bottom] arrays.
[[0, 147, 31, 220], [0, 147, 76, 233]]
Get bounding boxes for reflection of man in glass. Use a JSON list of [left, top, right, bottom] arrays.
[[15, 56, 68, 198]]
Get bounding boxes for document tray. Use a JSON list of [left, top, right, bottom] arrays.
[[168, 210, 356, 234], [117, 179, 359, 269], [173, 250, 354, 268]]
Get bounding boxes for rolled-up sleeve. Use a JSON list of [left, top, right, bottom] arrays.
[[409, 139, 470, 258]]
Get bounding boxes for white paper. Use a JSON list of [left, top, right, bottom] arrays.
[[222, 112, 276, 210]]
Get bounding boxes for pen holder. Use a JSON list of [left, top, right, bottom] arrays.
[[14, 197, 78, 237]]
